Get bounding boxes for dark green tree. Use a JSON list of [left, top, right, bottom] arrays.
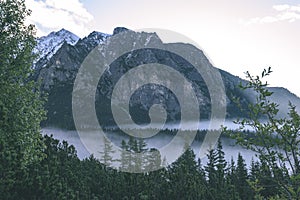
[[225, 67, 300, 199], [205, 147, 218, 199], [144, 148, 162, 172], [206, 140, 230, 200], [0, 0, 45, 197], [226, 157, 240, 200], [99, 137, 115, 167], [120, 137, 149, 172], [120, 139, 130, 171], [167, 147, 207, 199], [236, 153, 253, 199], [216, 140, 227, 191]]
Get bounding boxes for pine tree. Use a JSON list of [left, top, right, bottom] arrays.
[[216, 140, 227, 189], [168, 147, 206, 199], [99, 137, 115, 167], [215, 140, 230, 200], [0, 0, 46, 197], [226, 157, 240, 200], [120, 139, 130, 171], [120, 137, 149, 172], [225, 68, 300, 198], [236, 153, 253, 200], [205, 147, 218, 199], [144, 148, 162, 172]]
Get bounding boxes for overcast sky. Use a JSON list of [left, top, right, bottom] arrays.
[[25, 0, 300, 97]]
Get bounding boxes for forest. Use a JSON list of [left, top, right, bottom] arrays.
[[1, 133, 294, 200]]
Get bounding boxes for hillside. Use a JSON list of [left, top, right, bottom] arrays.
[[32, 27, 300, 129]]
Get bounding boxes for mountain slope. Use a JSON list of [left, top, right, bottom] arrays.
[[33, 28, 300, 129]]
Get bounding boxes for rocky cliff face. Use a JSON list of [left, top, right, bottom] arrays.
[[33, 28, 300, 129]]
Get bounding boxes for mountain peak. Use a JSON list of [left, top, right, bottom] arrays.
[[33, 29, 80, 66], [46, 28, 78, 40], [113, 27, 129, 35], [56, 28, 72, 36], [58, 28, 67, 32], [76, 31, 110, 49], [87, 31, 110, 38]]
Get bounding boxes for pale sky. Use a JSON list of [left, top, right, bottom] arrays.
[[25, 0, 300, 97]]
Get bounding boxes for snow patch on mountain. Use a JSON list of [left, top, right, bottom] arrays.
[[33, 29, 80, 65], [77, 31, 111, 48]]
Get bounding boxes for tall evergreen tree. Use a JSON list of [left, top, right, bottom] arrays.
[[226, 157, 240, 200], [236, 153, 253, 199], [225, 68, 300, 199], [99, 137, 115, 167], [120, 139, 130, 171], [168, 147, 207, 199], [215, 140, 230, 200], [205, 147, 218, 199], [0, 0, 45, 197], [120, 137, 149, 172], [216, 140, 227, 188], [144, 148, 162, 172]]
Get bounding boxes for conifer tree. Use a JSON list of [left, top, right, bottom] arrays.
[[225, 67, 300, 198], [216, 140, 227, 188], [205, 147, 218, 199], [99, 137, 115, 167], [236, 153, 252, 199], [0, 0, 45, 197]]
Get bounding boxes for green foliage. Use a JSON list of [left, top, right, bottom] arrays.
[[0, 0, 46, 197], [120, 137, 162, 172], [235, 153, 253, 199], [99, 137, 115, 167], [166, 146, 207, 199], [225, 67, 300, 199], [4, 130, 297, 199]]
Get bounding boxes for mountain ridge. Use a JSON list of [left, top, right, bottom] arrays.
[[33, 27, 300, 129]]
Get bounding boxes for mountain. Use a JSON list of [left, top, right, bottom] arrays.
[[33, 29, 79, 69], [32, 28, 300, 129]]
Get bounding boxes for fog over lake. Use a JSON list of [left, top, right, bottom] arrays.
[[42, 120, 258, 167]]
